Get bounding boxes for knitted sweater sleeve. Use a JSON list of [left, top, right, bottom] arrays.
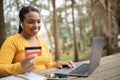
[[0, 37, 25, 77]]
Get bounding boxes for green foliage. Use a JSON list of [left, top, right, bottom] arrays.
[[52, 48, 91, 61]]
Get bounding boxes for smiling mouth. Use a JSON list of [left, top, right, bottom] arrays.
[[32, 29, 39, 33]]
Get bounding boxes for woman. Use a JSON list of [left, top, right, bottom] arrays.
[[0, 6, 73, 77]]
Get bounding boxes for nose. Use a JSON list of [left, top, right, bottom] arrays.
[[34, 22, 40, 28]]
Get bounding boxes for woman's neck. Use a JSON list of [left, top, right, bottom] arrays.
[[20, 32, 36, 40], [20, 32, 39, 46]]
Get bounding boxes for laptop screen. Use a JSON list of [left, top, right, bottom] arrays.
[[88, 37, 105, 74]]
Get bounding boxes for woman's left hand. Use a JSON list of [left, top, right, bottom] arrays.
[[56, 60, 74, 69]]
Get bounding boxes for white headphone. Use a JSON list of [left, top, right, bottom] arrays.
[[21, 24, 23, 28]]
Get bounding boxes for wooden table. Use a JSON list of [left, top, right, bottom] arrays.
[[36, 53, 120, 80], [1, 53, 120, 80]]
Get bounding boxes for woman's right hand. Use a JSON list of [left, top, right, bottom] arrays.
[[21, 54, 37, 73]]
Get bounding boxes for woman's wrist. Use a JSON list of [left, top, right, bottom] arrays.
[[55, 60, 62, 68]]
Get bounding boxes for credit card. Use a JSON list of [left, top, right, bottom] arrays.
[[25, 46, 42, 57]]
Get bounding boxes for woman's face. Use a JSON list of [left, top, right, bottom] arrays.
[[22, 11, 41, 36]]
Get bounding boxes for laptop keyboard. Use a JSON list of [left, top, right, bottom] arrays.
[[70, 64, 89, 75]]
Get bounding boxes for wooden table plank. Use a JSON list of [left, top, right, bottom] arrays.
[[67, 53, 120, 80], [105, 74, 120, 80]]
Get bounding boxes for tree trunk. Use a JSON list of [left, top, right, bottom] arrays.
[[0, 0, 6, 47], [52, 0, 60, 60], [105, 0, 113, 55], [91, 0, 96, 37], [77, 4, 84, 52], [64, 0, 71, 55], [71, 0, 79, 61], [116, 0, 120, 32]]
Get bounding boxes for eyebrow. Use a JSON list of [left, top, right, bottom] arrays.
[[27, 18, 41, 21]]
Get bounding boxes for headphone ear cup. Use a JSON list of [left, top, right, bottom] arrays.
[[21, 24, 23, 28]]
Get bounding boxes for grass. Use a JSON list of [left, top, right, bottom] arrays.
[[52, 50, 90, 61]]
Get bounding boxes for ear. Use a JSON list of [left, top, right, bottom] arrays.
[[19, 21, 23, 28]]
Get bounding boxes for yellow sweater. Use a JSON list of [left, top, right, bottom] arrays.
[[0, 34, 56, 77]]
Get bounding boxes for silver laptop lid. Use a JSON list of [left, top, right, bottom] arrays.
[[88, 37, 105, 75]]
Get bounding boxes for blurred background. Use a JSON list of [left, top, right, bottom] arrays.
[[0, 0, 120, 62]]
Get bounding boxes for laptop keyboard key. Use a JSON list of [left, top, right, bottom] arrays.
[[70, 64, 89, 75]]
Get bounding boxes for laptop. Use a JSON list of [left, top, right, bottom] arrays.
[[55, 37, 105, 77]]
